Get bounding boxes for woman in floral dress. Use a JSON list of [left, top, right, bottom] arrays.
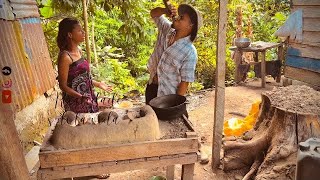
[[57, 18, 111, 113]]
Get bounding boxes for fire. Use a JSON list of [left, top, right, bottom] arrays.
[[224, 100, 261, 137]]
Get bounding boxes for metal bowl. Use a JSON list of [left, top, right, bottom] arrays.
[[149, 94, 187, 120], [235, 37, 251, 48]]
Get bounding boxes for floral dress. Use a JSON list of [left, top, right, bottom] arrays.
[[62, 51, 98, 113]]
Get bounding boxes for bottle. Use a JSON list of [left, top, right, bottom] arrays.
[[163, 0, 179, 21]]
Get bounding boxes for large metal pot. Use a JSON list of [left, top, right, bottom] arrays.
[[149, 94, 187, 120]]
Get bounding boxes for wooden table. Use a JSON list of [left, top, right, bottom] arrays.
[[37, 117, 199, 180], [230, 41, 284, 87]]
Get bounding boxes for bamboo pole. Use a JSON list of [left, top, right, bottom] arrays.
[[212, 0, 227, 169], [236, 5, 242, 38], [0, 106, 29, 180], [82, 0, 91, 63], [92, 16, 98, 66]]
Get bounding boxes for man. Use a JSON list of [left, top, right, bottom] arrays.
[[146, 3, 202, 104]]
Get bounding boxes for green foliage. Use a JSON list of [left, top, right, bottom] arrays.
[[38, 0, 290, 96]]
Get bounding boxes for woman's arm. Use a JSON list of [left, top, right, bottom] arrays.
[[92, 80, 112, 92], [58, 53, 82, 98]]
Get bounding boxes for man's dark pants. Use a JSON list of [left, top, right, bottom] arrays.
[[145, 83, 158, 105]]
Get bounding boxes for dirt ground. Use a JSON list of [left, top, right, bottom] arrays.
[[47, 78, 280, 180]]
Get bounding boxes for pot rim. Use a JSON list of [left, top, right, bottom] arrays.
[[149, 94, 186, 110]]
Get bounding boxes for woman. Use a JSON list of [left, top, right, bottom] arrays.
[[57, 17, 111, 113], [57, 18, 111, 178]]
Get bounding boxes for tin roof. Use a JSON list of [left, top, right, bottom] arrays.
[[0, 0, 39, 20], [0, 18, 55, 111]]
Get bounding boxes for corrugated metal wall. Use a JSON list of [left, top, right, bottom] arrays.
[[0, 0, 55, 111]]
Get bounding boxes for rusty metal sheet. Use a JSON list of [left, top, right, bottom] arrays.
[[19, 17, 56, 96], [0, 0, 14, 20], [0, 0, 39, 20], [0, 19, 55, 112], [10, 0, 40, 19]]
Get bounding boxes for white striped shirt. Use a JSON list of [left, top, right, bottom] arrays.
[[147, 15, 197, 96]]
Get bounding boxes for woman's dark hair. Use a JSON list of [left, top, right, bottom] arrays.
[[57, 18, 80, 51]]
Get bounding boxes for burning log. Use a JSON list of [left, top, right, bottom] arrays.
[[223, 85, 320, 179]]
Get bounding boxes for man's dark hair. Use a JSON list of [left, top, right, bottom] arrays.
[[178, 4, 198, 42]]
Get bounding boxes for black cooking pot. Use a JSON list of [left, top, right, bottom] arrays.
[[149, 94, 187, 120]]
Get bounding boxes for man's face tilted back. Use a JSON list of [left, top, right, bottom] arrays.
[[172, 13, 193, 35]]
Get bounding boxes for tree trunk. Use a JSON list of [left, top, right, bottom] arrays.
[[223, 89, 320, 179]]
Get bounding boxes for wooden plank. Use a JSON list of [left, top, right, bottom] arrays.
[[182, 114, 196, 131], [284, 66, 320, 87], [166, 165, 175, 180], [185, 132, 197, 138], [25, 146, 40, 172], [39, 138, 198, 168], [303, 18, 320, 32], [0, 107, 30, 179], [286, 55, 320, 73], [292, 6, 320, 18], [288, 43, 320, 59], [290, 32, 320, 47], [181, 163, 195, 180], [212, 0, 227, 169], [302, 31, 320, 47], [230, 42, 282, 52], [38, 153, 198, 180], [292, 0, 320, 6]]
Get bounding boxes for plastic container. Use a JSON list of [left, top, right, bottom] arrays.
[[296, 138, 320, 180]]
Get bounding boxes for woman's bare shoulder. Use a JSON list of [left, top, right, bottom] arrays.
[[58, 51, 72, 65]]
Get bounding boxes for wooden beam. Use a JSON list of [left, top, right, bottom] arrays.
[[303, 18, 320, 32], [292, 6, 320, 18], [166, 165, 175, 180], [39, 138, 198, 168], [0, 107, 29, 180], [181, 163, 195, 180], [38, 153, 197, 180], [302, 32, 320, 47], [288, 43, 320, 59], [284, 66, 320, 86], [82, 0, 91, 63], [212, 0, 227, 169], [286, 55, 320, 73], [292, 0, 320, 6]]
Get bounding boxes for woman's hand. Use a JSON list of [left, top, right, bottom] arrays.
[[98, 81, 113, 93], [81, 94, 93, 105]]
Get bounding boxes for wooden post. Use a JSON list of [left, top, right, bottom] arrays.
[[0, 107, 29, 180], [181, 163, 195, 180], [92, 16, 98, 66], [82, 0, 91, 63], [261, 51, 266, 88], [212, 0, 227, 169], [166, 165, 175, 180], [234, 50, 243, 83], [276, 44, 284, 82]]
